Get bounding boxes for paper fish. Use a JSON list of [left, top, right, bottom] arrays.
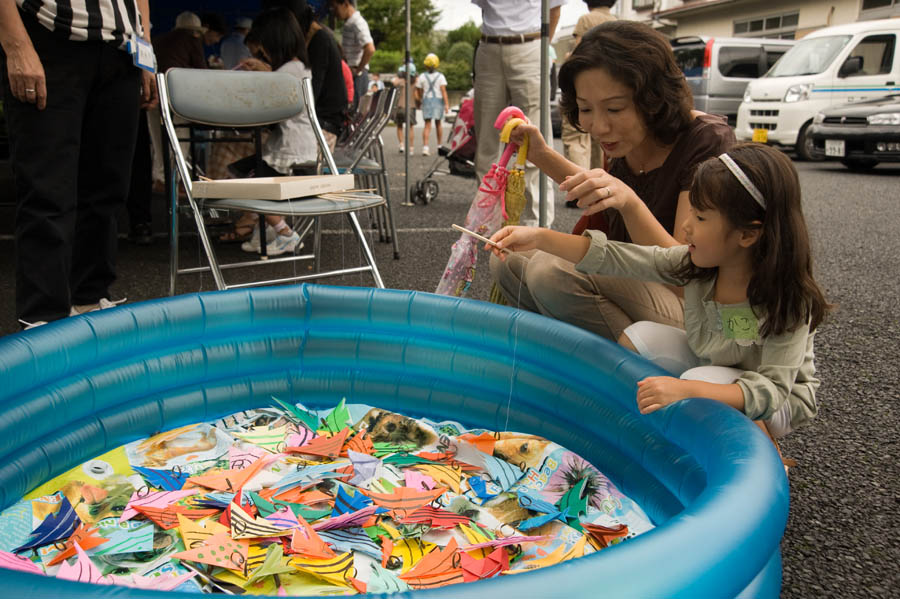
[[460, 546, 509, 582], [233, 425, 288, 454], [366, 562, 410, 593], [0, 550, 44, 575], [120, 489, 198, 522], [229, 444, 268, 470], [46, 522, 109, 565], [55, 542, 110, 584], [285, 427, 316, 449], [346, 450, 381, 487], [383, 538, 436, 574], [318, 527, 383, 559], [133, 504, 220, 530], [516, 488, 567, 530], [331, 486, 369, 518], [344, 429, 374, 456], [270, 397, 319, 431], [14, 496, 80, 553], [230, 502, 294, 539], [582, 521, 630, 549], [313, 505, 377, 531], [481, 453, 525, 493], [247, 543, 295, 584], [508, 535, 588, 572], [132, 465, 191, 491], [371, 442, 418, 457], [290, 519, 335, 559], [398, 505, 471, 529], [466, 476, 498, 503], [289, 551, 354, 587], [176, 513, 229, 549], [271, 460, 351, 495], [410, 463, 463, 493], [171, 531, 250, 575], [404, 470, 436, 491], [459, 535, 549, 551], [366, 486, 445, 518], [556, 477, 589, 531], [323, 398, 351, 433], [399, 538, 465, 589], [264, 505, 301, 530], [458, 523, 494, 559], [185, 454, 271, 492], [458, 432, 496, 455], [286, 428, 350, 459]]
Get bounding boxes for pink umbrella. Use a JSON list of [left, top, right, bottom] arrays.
[[435, 107, 526, 296]]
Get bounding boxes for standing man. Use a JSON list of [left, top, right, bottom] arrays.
[[562, 0, 616, 208], [220, 17, 253, 70], [472, 0, 566, 228], [0, 0, 155, 329], [330, 0, 375, 111]]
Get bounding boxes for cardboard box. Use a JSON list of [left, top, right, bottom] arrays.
[[191, 174, 355, 200]]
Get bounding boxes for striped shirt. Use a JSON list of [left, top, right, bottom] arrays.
[[17, 0, 144, 50]]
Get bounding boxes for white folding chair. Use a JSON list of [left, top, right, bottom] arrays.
[[157, 68, 385, 292]]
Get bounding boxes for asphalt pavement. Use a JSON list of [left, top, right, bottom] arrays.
[[0, 125, 897, 598]]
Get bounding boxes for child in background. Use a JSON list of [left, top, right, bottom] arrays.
[[392, 63, 417, 154], [489, 143, 830, 460], [226, 7, 317, 256], [415, 53, 449, 156]]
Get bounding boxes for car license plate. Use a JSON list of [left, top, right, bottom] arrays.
[[825, 139, 845, 157], [752, 128, 768, 143]]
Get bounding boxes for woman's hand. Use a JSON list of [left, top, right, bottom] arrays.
[[507, 121, 550, 161], [487, 226, 544, 260], [237, 58, 271, 72], [636, 376, 692, 414], [560, 168, 640, 217]]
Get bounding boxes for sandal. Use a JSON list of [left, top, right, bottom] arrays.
[[218, 213, 258, 243]]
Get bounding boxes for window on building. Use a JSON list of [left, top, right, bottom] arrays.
[[633, 0, 654, 10], [861, 0, 900, 17], [862, 0, 892, 9], [733, 12, 799, 39]]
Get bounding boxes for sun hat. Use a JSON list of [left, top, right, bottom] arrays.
[[235, 17, 253, 30], [174, 11, 206, 34], [424, 53, 439, 69]]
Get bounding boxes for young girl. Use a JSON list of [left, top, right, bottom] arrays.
[[415, 53, 450, 156], [488, 143, 829, 447], [223, 7, 317, 256]]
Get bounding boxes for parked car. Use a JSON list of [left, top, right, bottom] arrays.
[[671, 36, 795, 125], [807, 93, 900, 170], [736, 18, 900, 160]]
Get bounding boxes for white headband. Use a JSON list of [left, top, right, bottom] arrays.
[[718, 153, 766, 209]]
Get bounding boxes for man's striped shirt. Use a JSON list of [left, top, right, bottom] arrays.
[[17, 0, 144, 50]]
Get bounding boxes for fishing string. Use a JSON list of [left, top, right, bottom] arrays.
[[503, 270, 526, 432]]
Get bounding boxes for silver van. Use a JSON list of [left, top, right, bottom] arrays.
[[671, 36, 796, 124]]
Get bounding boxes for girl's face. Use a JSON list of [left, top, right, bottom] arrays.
[[681, 204, 747, 269], [573, 68, 649, 159]]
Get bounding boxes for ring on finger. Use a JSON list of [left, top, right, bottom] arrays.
[[604, 187, 611, 199], [25, 88, 36, 94]]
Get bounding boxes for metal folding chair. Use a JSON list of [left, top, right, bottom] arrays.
[[158, 68, 386, 293]]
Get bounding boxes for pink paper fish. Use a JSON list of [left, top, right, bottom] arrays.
[[120, 489, 198, 522]]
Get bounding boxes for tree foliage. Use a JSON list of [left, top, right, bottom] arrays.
[[358, 0, 439, 52]]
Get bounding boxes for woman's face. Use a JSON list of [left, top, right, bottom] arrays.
[[573, 68, 649, 159]]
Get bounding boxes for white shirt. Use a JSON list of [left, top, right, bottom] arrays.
[[472, 0, 567, 37], [263, 60, 317, 174], [341, 10, 373, 68], [415, 71, 447, 100]]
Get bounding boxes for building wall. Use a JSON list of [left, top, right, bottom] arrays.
[[671, 0, 862, 39]]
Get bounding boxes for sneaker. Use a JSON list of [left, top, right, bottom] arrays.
[[18, 319, 48, 330], [70, 297, 126, 316], [241, 225, 277, 253], [398, 144, 404, 154], [422, 146, 430, 156], [265, 231, 303, 256]]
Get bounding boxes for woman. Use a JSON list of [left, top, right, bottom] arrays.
[[490, 20, 734, 341]]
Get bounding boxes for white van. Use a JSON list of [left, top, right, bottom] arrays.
[[736, 18, 900, 159]]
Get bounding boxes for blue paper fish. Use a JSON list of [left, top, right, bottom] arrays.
[[367, 562, 411, 593], [14, 496, 80, 553], [318, 527, 382, 559], [272, 461, 350, 494], [132, 466, 190, 491], [467, 476, 498, 503], [332, 485, 372, 517], [482, 454, 525, 493]]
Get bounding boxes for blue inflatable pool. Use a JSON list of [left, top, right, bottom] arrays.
[[0, 285, 788, 598]]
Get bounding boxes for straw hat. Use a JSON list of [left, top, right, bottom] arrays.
[[175, 11, 206, 34]]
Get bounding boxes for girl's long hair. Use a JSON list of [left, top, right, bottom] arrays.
[[673, 142, 831, 336], [245, 7, 309, 71]]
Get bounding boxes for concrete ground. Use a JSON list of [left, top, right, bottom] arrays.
[[0, 124, 897, 598]]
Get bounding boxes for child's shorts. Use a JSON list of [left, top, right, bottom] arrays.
[[422, 97, 444, 121], [394, 107, 417, 125], [623, 320, 793, 438]]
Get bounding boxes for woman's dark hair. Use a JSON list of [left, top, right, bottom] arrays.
[[558, 20, 693, 145], [674, 142, 831, 336], [261, 0, 315, 33], [245, 7, 309, 70]]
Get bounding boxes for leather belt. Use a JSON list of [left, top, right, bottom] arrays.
[[480, 32, 541, 44]]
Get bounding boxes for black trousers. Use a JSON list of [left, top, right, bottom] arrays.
[[1, 14, 141, 323], [126, 109, 153, 228]]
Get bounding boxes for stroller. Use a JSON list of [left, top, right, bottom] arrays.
[[409, 94, 477, 204]]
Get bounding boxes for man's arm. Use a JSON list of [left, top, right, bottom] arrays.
[[548, 6, 561, 41], [0, 2, 46, 109], [357, 41, 375, 75]]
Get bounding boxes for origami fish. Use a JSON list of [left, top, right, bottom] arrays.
[[366, 486, 445, 518], [344, 429, 374, 456], [232, 425, 289, 453], [288, 551, 354, 587], [0, 550, 44, 575], [318, 527, 383, 559], [246, 543, 294, 584], [132, 465, 191, 491], [263, 505, 301, 530], [331, 485, 372, 517], [14, 496, 80, 553], [323, 398, 351, 433], [46, 522, 109, 565], [383, 537, 436, 574], [397, 505, 471, 529], [290, 518, 335, 559], [171, 531, 250, 575], [556, 477, 590, 531], [409, 463, 463, 493], [270, 396, 320, 431], [285, 428, 350, 459], [399, 538, 465, 589], [230, 502, 295, 539], [176, 513, 229, 549], [516, 488, 567, 530], [186, 454, 272, 492], [270, 460, 351, 494], [120, 489, 198, 522], [366, 562, 410, 593], [507, 535, 588, 572], [346, 450, 381, 487], [460, 546, 509, 582], [133, 504, 220, 530], [55, 542, 110, 584], [313, 505, 378, 531], [459, 535, 549, 551], [481, 453, 525, 493], [582, 521, 630, 549], [228, 444, 268, 470]]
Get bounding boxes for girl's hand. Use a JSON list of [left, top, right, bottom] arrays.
[[237, 58, 271, 72], [560, 169, 640, 216], [487, 226, 543, 260], [636, 376, 691, 414]]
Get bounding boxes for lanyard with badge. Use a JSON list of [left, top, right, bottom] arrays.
[[127, 37, 156, 73]]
